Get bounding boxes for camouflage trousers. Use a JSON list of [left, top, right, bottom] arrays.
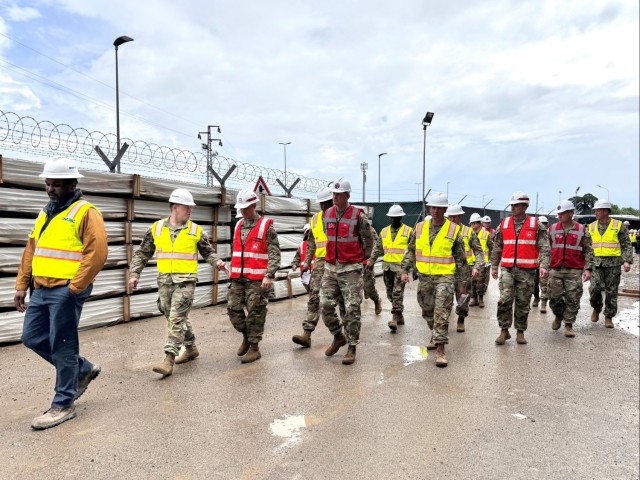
[[548, 268, 583, 325], [454, 273, 471, 319], [471, 265, 490, 297], [158, 280, 196, 356], [589, 266, 622, 318], [363, 267, 381, 302], [416, 274, 455, 345], [383, 268, 406, 314], [227, 279, 269, 344], [303, 260, 344, 331], [533, 268, 549, 300], [320, 268, 363, 345], [496, 267, 536, 331]]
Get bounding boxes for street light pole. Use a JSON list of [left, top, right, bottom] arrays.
[[279, 142, 291, 188], [596, 184, 609, 201], [378, 153, 387, 202], [421, 112, 434, 220], [360, 162, 368, 202], [446, 181, 450, 200], [415, 183, 421, 202], [113, 35, 134, 173]]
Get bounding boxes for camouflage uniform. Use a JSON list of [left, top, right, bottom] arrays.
[[454, 229, 485, 319], [548, 224, 594, 325], [401, 223, 470, 344], [227, 215, 280, 343], [129, 222, 220, 356], [470, 229, 493, 299], [491, 218, 550, 331], [369, 224, 408, 315], [589, 223, 633, 318], [320, 209, 373, 346], [363, 226, 381, 303]]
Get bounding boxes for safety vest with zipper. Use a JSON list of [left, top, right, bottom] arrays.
[[152, 219, 202, 274], [381, 224, 412, 263], [549, 222, 586, 269], [323, 205, 365, 264], [415, 219, 460, 275], [231, 217, 272, 280], [589, 219, 622, 257], [499, 216, 539, 268]]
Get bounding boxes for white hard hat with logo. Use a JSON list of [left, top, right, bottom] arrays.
[[387, 204, 406, 217], [508, 191, 530, 205], [539, 216, 548, 224], [556, 200, 575, 214], [169, 188, 196, 206], [426, 192, 448, 207], [593, 198, 612, 210], [234, 189, 260, 209], [317, 187, 333, 202], [445, 204, 465, 216], [330, 178, 352, 193], [469, 213, 483, 223], [482, 216, 491, 223], [39, 157, 84, 179]]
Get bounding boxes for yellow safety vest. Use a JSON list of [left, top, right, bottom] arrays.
[[589, 219, 622, 257], [310, 210, 328, 259], [415, 219, 460, 275], [152, 219, 202, 273], [460, 225, 475, 265], [381, 224, 412, 263], [476, 228, 490, 263], [30, 200, 96, 279], [630, 233, 637, 243]]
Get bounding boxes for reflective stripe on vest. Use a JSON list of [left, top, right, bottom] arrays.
[[589, 219, 622, 257], [152, 219, 201, 273], [550, 222, 586, 269], [381, 224, 412, 263], [500, 216, 539, 268], [414, 219, 460, 275], [476, 228, 490, 263], [323, 205, 365, 264], [310, 210, 328, 258], [31, 200, 95, 279], [230, 216, 272, 280], [460, 225, 475, 265]]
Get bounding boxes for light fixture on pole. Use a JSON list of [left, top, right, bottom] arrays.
[[558, 190, 562, 204], [378, 153, 387, 202], [113, 35, 134, 173], [360, 162, 368, 202], [596, 184, 609, 201], [279, 142, 291, 189], [198, 126, 222, 187], [421, 112, 434, 220], [574, 186, 580, 199]]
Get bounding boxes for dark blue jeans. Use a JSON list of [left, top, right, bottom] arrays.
[[22, 284, 94, 408]]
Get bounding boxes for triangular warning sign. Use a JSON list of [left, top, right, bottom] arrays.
[[253, 176, 271, 195]]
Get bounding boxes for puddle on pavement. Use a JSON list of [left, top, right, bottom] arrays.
[[615, 302, 639, 336], [269, 414, 307, 451], [378, 345, 429, 384]]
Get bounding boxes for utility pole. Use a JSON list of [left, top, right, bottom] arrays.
[[360, 162, 368, 202]]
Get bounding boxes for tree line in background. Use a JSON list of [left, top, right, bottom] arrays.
[[568, 193, 640, 216]]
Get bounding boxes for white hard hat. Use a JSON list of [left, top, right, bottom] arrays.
[[235, 211, 243, 219], [482, 216, 491, 223], [593, 198, 612, 210], [234, 189, 260, 209], [303, 223, 310, 233], [38, 157, 84, 179], [556, 200, 575, 214], [426, 192, 448, 207], [330, 178, 351, 193], [387, 204, 406, 217], [317, 187, 333, 202], [623, 220, 630, 226], [508, 191, 530, 205], [539, 216, 548, 224], [469, 213, 483, 223], [445, 204, 465, 216], [169, 188, 196, 206]]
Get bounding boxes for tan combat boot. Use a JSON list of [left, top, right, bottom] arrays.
[[435, 344, 448, 367], [152, 353, 175, 377], [591, 310, 600, 322], [426, 334, 436, 350], [456, 316, 465, 333], [175, 345, 199, 364], [374, 298, 382, 315], [292, 330, 312, 348], [551, 316, 562, 331], [342, 345, 357, 365], [237, 334, 250, 356], [495, 329, 511, 345], [241, 343, 261, 363], [469, 295, 479, 307], [564, 324, 576, 337], [396, 313, 405, 325], [325, 332, 347, 356], [604, 317, 614, 328], [388, 315, 398, 332], [540, 299, 548, 313], [516, 330, 527, 344], [478, 295, 485, 308]]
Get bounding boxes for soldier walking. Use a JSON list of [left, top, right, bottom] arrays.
[[532, 215, 551, 313], [469, 213, 493, 307], [363, 225, 383, 315]]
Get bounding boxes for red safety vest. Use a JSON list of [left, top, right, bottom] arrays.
[[299, 240, 314, 270], [323, 205, 365, 264], [549, 222, 586, 269], [230, 217, 272, 280], [499, 216, 539, 268]]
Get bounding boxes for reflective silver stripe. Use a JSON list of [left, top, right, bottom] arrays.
[[381, 227, 390, 239], [515, 258, 538, 264], [67, 200, 88, 219], [402, 225, 410, 236], [232, 252, 269, 260], [515, 240, 537, 245], [528, 216, 536, 228], [445, 221, 457, 239], [256, 217, 269, 240], [156, 252, 197, 260], [503, 240, 517, 245], [416, 221, 426, 239], [189, 222, 198, 235], [34, 247, 82, 261], [416, 255, 455, 264], [501, 257, 515, 263], [231, 267, 267, 275], [563, 244, 584, 251], [316, 241, 327, 248], [592, 242, 620, 249], [384, 248, 405, 254], [154, 220, 165, 236], [502, 217, 511, 229]]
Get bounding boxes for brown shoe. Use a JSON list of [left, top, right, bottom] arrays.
[[516, 330, 527, 344], [551, 316, 562, 331], [175, 345, 199, 364], [540, 299, 548, 313], [456, 316, 465, 332], [31, 405, 77, 430], [152, 354, 175, 377], [478, 295, 485, 308], [591, 310, 600, 322], [388, 314, 399, 332], [241, 343, 261, 363], [564, 324, 576, 337], [426, 334, 437, 350], [605, 317, 614, 328], [342, 345, 356, 365], [396, 314, 405, 325], [237, 334, 250, 356], [435, 343, 448, 367], [292, 330, 312, 348], [75, 364, 101, 400], [325, 332, 347, 356], [374, 298, 382, 315], [495, 329, 511, 345]]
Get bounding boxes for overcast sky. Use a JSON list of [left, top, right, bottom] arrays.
[[1, 0, 638, 211]]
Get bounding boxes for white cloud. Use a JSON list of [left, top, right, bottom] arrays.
[[6, 5, 42, 22]]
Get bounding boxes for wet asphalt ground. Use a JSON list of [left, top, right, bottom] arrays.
[[1, 268, 638, 480]]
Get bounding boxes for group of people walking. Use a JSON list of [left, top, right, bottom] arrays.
[[12, 158, 635, 430]]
